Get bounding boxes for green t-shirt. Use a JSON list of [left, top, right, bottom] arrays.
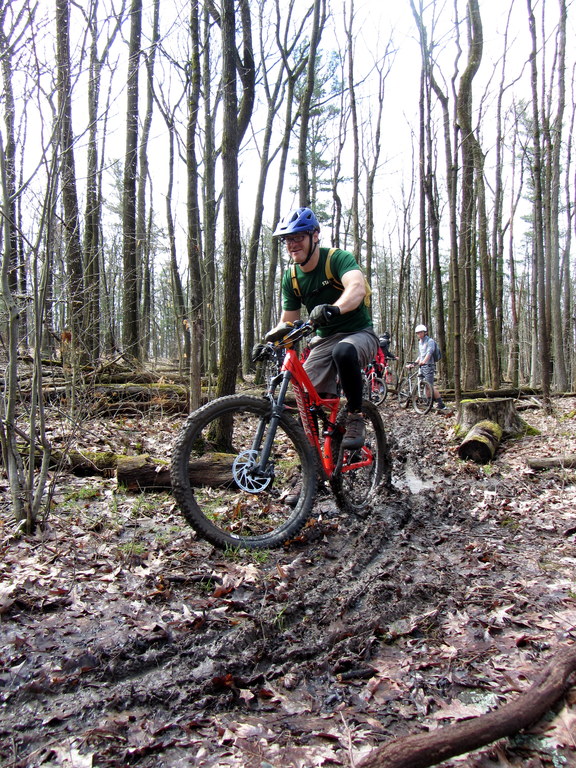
[[281, 246, 372, 337]]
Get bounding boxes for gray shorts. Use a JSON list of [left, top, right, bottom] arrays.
[[420, 363, 435, 386], [303, 329, 379, 395]]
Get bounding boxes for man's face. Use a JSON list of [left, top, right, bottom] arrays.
[[416, 331, 426, 341], [283, 231, 316, 263]]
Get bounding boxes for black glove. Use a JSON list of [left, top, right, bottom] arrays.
[[265, 322, 294, 344], [251, 343, 268, 362], [309, 304, 341, 327]]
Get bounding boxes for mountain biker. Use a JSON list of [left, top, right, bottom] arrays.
[[267, 206, 378, 449], [410, 324, 447, 412], [379, 332, 397, 363]]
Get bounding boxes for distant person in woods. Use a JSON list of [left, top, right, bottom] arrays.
[[410, 324, 447, 412], [379, 332, 397, 362], [267, 206, 378, 449]]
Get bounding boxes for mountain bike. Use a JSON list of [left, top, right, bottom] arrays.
[[397, 364, 434, 414], [382, 360, 398, 391], [362, 361, 387, 405], [170, 321, 391, 550]]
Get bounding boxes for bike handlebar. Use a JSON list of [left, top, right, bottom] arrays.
[[263, 320, 315, 349]]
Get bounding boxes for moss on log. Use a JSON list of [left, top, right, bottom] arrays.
[[458, 420, 502, 464], [456, 397, 536, 440]]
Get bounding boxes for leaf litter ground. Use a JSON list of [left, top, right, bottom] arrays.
[[1, 397, 576, 767]]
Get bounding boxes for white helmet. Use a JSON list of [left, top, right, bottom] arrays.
[[415, 324, 427, 333]]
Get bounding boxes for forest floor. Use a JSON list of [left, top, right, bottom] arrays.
[[1, 393, 576, 768]]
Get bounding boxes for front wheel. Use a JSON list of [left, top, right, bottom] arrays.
[[370, 377, 387, 405], [170, 395, 318, 549], [397, 377, 411, 409], [413, 380, 434, 414], [330, 400, 391, 512], [384, 370, 398, 391]]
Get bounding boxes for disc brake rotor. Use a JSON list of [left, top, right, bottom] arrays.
[[232, 449, 273, 493]]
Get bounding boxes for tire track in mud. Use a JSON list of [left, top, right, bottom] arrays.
[[2, 410, 468, 766]]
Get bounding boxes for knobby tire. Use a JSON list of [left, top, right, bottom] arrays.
[[371, 377, 387, 405], [330, 400, 391, 513], [413, 380, 434, 414], [397, 377, 411, 409], [170, 395, 317, 549]]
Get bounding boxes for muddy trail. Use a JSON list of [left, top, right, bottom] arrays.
[[1, 401, 576, 767]]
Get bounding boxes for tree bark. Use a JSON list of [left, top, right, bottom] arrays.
[[526, 455, 576, 470], [216, 0, 254, 400], [137, 0, 159, 362], [456, 0, 484, 390], [56, 0, 85, 356], [116, 453, 235, 491], [297, 0, 325, 205], [526, 0, 551, 407], [187, 0, 204, 408], [121, 0, 142, 361], [456, 397, 528, 438]]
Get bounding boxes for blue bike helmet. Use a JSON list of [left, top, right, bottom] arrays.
[[273, 207, 320, 237]]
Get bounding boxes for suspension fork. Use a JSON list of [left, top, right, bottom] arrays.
[[252, 370, 292, 474]]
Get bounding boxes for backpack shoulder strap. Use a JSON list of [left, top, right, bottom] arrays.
[[325, 248, 344, 290], [325, 247, 373, 306], [290, 263, 301, 297]]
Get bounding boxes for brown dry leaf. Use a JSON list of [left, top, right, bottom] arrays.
[[539, 705, 576, 748], [431, 698, 486, 721]]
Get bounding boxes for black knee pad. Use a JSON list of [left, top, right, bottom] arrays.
[[332, 341, 359, 369]]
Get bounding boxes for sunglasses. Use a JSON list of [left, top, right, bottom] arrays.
[[280, 233, 310, 244]]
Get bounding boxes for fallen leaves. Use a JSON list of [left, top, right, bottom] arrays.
[[2, 399, 576, 767]]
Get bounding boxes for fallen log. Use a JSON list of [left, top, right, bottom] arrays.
[[526, 454, 576, 470], [457, 420, 502, 464], [116, 453, 236, 491], [358, 645, 576, 768]]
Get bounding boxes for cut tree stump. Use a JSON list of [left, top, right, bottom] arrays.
[[456, 397, 528, 439], [457, 420, 502, 464]]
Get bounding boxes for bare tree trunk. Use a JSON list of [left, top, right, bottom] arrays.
[[261, 3, 309, 337], [187, 0, 203, 408], [297, 0, 325, 205], [527, 0, 551, 408], [456, 0, 482, 390], [121, 0, 142, 362], [56, 0, 85, 360], [83, 4, 102, 362], [0, 3, 26, 350], [364, 57, 388, 290], [506, 124, 524, 388], [416, 67, 429, 327], [549, 0, 568, 391], [137, 0, 159, 362], [202, 6, 218, 378], [345, 0, 360, 259], [216, 0, 254, 398], [431, 67, 461, 397], [242, 1, 288, 374]]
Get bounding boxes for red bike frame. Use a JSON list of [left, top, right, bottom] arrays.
[[278, 343, 374, 480]]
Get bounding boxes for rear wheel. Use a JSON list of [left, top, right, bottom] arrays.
[[397, 377, 411, 409], [384, 370, 398, 391], [413, 380, 434, 414], [370, 377, 387, 405], [330, 400, 391, 512], [170, 395, 317, 549]]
